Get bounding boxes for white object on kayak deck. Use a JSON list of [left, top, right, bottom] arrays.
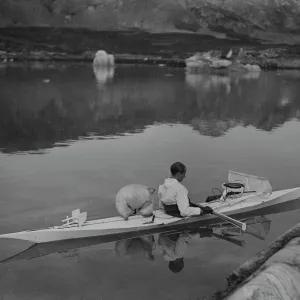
[[62, 209, 87, 227], [115, 184, 156, 220], [228, 170, 272, 195]]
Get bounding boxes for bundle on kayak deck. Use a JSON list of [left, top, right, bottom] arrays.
[[115, 184, 156, 220]]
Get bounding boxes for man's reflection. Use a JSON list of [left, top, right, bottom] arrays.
[[114, 227, 214, 272], [158, 228, 213, 273]]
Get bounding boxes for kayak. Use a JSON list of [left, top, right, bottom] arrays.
[[0, 215, 271, 264], [0, 171, 300, 244]]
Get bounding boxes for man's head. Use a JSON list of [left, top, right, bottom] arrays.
[[170, 162, 186, 182]]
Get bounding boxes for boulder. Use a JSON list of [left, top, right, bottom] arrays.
[[93, 50, 115, 68], [209, 58, 232, 69], [243, 64, 261, 72], [185, 50, 232, 70]]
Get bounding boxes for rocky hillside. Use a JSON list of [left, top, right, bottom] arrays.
[[1, 0, 300, 45]]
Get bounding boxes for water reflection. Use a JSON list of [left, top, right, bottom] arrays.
[[158, 228, 215, 273], [0, 215, 271, 269], [93, 65, 115, 87], [186, 71, 300, 135], [156, 215, 270, 273], [115, 235, 155, 262], [0, 64, 300, 153], [116, 215, 271, 274]]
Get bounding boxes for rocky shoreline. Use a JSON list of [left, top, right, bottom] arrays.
[[1, 47, 300, 70], [2, 48, 300, 70], [1, 27, 300, 70], [0, 50, 186, 68]]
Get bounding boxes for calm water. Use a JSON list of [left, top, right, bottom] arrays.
[[0, 63, 300, 300]]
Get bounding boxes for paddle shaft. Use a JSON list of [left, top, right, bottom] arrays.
[[196, 204, 247, 232], [212, 211, 246, 232]]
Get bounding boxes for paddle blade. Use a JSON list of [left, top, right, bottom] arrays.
[[244, 222, 271, 240], [223, 215, 272, 240], [77, 212, 87, 227]]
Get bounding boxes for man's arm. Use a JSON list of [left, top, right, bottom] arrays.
[[176, 187, 201, 217]]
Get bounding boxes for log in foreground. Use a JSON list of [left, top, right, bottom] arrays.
[[211, 222, 300, 300]]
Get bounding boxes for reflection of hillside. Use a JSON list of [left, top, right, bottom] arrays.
[[186, 72, 300, 135], [0, 65, 189, 153], [186, 73, 232, 95], [191, 119, 239, 137], [0, 64, 300, 153]]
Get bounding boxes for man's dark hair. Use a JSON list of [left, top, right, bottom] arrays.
[[170, 162, 186, 176]]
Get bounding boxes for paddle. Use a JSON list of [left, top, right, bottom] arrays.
[[195, 204, 247, 232]]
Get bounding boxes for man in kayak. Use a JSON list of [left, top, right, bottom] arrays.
[[158, 162, 213, 217]]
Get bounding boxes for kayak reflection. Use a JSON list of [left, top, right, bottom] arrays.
[[114, 215, 271, 273], [0, 215, 271, 265]]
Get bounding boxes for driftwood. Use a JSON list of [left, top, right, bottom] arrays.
[[211, 222, 300, 300]]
